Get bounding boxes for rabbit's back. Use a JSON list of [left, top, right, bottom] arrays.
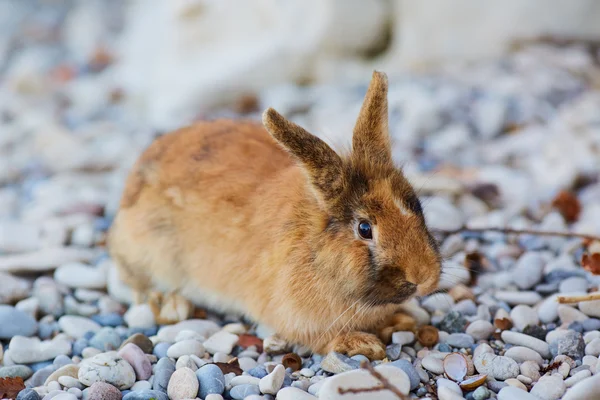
[[109, 119, 296, 311]]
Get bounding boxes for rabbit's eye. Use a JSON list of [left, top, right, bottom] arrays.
[[358, 221, 373, 240]]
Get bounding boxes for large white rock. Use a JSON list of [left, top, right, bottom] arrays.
[[318, 365, 410, 399]]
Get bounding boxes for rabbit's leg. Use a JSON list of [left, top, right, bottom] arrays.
[[148, 290, 193, 325], [327, 331, 386, 360], [377, 312, 417, 344]]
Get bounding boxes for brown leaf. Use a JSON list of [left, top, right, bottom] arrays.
[[282, 353, 302, 371], [551, 190, 581, 223], [215, 358, 243, 376], [582, 253, 600, 275], [494, 318, 513, 331], [237, 334, 263, 353], [0, 377, 25, 399]]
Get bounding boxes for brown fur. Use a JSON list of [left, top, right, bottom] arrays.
[[108, 71, 441, 359]]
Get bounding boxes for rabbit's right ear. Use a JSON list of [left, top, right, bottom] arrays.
[[262, 108, 344, 203]]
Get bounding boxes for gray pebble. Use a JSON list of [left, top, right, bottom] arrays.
[[89, 328, 122, 351], [196, 364, 225, 398], [229, 384, 260, 400], [446, 333, 474, 349], [0, 305, 38, 339], [385, 344, 402, 361], [488, 381, 508, 393], [473, 386, 490, 400], [389, 359, 420, 391], [122, 390, 167, 400], [0, 365, 34, 379], [17, 389, 41, 400], [549, 331, 585, 359], [152, 357, 175, 393]]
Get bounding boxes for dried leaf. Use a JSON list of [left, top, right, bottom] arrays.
[[551, 190, 581, 223], [237, 334, 263, 353], [215, 358, 243, 375], [582, 253, 600, 275], [0, 377, 25, 399]]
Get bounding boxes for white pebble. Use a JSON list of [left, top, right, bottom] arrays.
[[203, 331, 239, 354], [259, 364, 285, 395], [530, 375, 566, 400]]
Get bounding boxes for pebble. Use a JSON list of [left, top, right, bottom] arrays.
[[89, 328, 122, 351], [153, 357, 175, 393], [550, 331, 585, 359], [530, 375, 566, 400], [156, 320, 220, 343], [120, 334, 153, 354], [510, 305, 539, 331], [318, 365, 410, 399], [45, 364, 79, 385], [565, 369, 591, 387], [439, 311, 468, 333], [585, 338, 600, 356], [196, 363, 226, 398], [512, 252, 545, 289], [558, 305, 588, 325], [494, 291, 542, 305], [276, 387, 316, 400], [123, 305, 156, 330], [229, 384, 260, 400], [9, 335, 71, 363], [579, 300, 600, 318], [498, 386, 538, 400], [0, 365, 33, 379], [466, 320, 494, 341], [389, 359, 420, 390], [58, 316, 101, 339], [259, 364, 285, 394], [437, 377, 462, 395], [519, 363, 541, 383], [87, 382, 122, 400], [505, 378, 527, 390], [438, 386, 464, 400], [504, 346, 544, 366], [421, 355, 444, 374], [446, 333, 474, 348], [392, 331, 415, 345], [17, 389, 41, 400], [117, 343, 152, 380], [54, 262, 106, 289], [559, 277, 588, 293], [501, 331, 551, 358], [562, 373, 600, 399], [474, 353, 519, 380], [0, 305, 38, 339], [472, 386, 490, 400], [166, 339, 205, 359], [385, 343, 401, 361], [204, 396, 224, 400], [321, 352, 360, 374], [203, 331, 239, 354], [91, 313, 124, 328], [77, 351, 136, 390], [422, 294, 455, 313], [166, 367, 198, 400], [122, 391, 167, 400]]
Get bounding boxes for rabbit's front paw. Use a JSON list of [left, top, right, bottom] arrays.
[[328, 331, 386, 360], [148, 291, 193, 325], [377, 312, 417, 344]]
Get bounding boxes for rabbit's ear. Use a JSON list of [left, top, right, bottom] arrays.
[[352, 71, 392, 165], [263, 108, 344, 202]]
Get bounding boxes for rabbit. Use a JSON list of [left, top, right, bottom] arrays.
[[108, 71, 442, 360]]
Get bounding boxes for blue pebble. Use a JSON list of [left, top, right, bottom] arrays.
[[53, 355, 72, 368], [153, 342, 171, 359], [248, 366, 268, 379], [416, 387, 428, 397], [127, 327, 157, 337], [37, 322, 58, 340], [153, 357, 175, 393], [350, 355, 369, 364], [438, 343, 452, 353], [282, 373, 292, 388], [16, 388, 40, 400], [568, 321, 584, 333], [72, 339, 88, 357], [123, 390, 168, 400], [310, 362, 321, 372], [121, 391, 131, 396], [91, 313, 124, 327], [582, 318, 600, 331], [196, 364, 225, 398], [28, 361, 53, 373], [389, 359, 420, 391], [0, 305, 38, 339], [230, 384, 260, 400], [89, 327, 122, 351], [83, 331, 96, 340]]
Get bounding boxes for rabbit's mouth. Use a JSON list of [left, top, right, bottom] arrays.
[[364, 281, 418, 306]]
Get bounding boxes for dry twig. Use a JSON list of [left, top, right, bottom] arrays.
[[557, 292, 600, 304], [435, 226, 600, 242], [338, 360, 407, 399]]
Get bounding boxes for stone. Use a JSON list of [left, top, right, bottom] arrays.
[[494, 291, 542, 306], [9, 335, 72, 363], [229, 384, 260, 400], [550, 331, 585, 359], [438, 386, 464, 400], [156, 319, 220, 343], [122, 390, 168, 400], [530, 375, 566, 400], [559, 277, 588, 293], [445, 333, 474, 348], [472, 386, 490, 400], [321, 352, 360, 374], [512, 252, 545, 289], [498, 386, 538, 400], [501, 331, 551, 358], [120, 334, 153, 354], [118, 343, 152, 381], [439, 311, 468, 334], [276, 387, 317, 400], [153, 357, 176, 393], [388, 359, 420, 391], [54, 262, 106, 289], [45, 364, 79, 385], [0, 273, 31, 305], [579, 300, 600, 319], [87, 382, 122, 400], [16, 389, 41, 400], [474, 353, 519, 380], [318, 365, 410, 399], [0, 365, 33, 379], [422, 294, 455, 313], [585, 338, 600, 356], [385, 344, 401, 361], [437, 378, 462, 395], [466, 320, 494, 341], [123, 305, 155, 329], [562, 373, 600, 399], [421, 355, 444, 374], [259, 364, 285, 395], [558, 305, 588, 325], [166, 367, 198, 400], [89, 328, 122, 352], [565, 370, 591, 387], [77, 351, 136, 390], [58, 316, 101, 339], [0, 305, 38, 339], [538, 295, 560, 324], [504, 346, 544, 366], [196, 363, 225, 398], [166, 339, 205, 359], [175, 355, 197, 371], [510, 305, 539, 331], [203, 331, 239, 355], [391, 331, 415, 346]]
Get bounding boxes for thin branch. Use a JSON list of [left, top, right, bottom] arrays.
[[338, 360, 407, 399], [435, 226, 600, 242], [557, 293, 600, 304]]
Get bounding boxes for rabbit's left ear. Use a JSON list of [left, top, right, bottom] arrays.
[[262, 107, 344, 203], [352, 71, 392, 165]]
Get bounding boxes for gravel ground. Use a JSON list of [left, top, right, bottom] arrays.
[[2, 2, 600, 400]]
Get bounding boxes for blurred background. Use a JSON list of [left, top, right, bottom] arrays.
[[1, 0, 600, 287]]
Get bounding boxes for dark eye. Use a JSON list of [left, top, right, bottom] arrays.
[[357, 220, 373, 240]]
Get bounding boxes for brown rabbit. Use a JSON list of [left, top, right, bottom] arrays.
[[108, 71, 442, 360]]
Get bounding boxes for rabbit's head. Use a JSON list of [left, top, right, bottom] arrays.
[[262, 71, 441, 307]]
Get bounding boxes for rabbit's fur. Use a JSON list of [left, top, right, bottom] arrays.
[[108, 71, 441, 359]]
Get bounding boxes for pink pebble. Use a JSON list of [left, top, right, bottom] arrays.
[[117, 343, 152, 380]]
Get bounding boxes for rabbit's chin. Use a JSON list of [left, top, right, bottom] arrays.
[[363, 282, 418, 306]]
